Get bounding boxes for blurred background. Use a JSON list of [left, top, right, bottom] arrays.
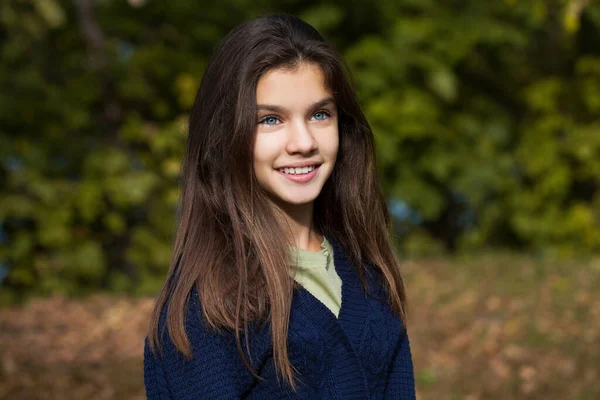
[[1, 0, 599, 398]]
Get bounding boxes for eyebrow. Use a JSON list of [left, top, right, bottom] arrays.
[[256, 97, 336, 113]]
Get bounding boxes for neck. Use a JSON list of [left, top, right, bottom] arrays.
[[272, 201, 322, 251]]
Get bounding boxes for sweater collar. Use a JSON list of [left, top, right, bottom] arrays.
[[289, 236, 371, 398], [291, 236, 370, 356]]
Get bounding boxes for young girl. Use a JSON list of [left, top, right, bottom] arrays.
[[144, 14, 415, 399]]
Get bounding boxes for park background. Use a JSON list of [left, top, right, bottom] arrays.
[[1, 0, 599, 398]]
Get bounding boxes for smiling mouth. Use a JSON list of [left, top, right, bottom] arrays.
[[277, 164, 319, 175]]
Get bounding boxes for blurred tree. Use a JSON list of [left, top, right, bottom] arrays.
[[0, 0, 599, 303], [346, 0, 600, 257], [0, 0, 389, 302]]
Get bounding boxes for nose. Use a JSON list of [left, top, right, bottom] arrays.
[[285, 120, 317, 155]]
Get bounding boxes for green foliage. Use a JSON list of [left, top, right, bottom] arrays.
[[346, 0, 600, 257], [1, 0, 599, 303]]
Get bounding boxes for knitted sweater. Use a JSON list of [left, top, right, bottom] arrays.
[[144, 239, 415, 399]]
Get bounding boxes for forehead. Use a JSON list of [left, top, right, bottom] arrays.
[[255, 63, 331, 108]]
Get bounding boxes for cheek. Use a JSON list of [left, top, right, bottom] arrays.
[[253, 134, 280, 168], [324, 128, 339, 159]]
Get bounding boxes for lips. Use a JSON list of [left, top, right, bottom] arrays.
[[279, 165, 317, 175], [277, 164, 320, 183], [276, 161, 323, 169]]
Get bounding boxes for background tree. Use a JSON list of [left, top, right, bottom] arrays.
[[1, 0, 599, 303]]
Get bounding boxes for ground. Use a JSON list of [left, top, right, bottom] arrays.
[[1, 253, 599, 399]]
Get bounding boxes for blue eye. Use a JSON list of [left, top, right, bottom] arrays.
[[258, 110, 331, 126], [260, 116, 280, 126], [312, 111, 330, 121]]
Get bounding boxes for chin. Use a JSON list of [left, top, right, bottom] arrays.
[[270, 189, 322, 207], [281, 193, 319, 205], [283, 197, 317, 206]]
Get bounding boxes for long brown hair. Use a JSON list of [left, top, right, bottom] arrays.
[[148, 13, 407, 390]]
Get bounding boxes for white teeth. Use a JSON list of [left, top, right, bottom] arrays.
[[279, 165, 316, 175]]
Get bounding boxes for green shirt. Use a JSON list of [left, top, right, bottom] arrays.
[[288, 236, 342, 317]]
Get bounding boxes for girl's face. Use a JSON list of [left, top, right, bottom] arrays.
[[253, 63, 339, 211]]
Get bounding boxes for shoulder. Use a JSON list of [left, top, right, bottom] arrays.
[[144, 287, 272, 399], [151, 287, 257, 359]]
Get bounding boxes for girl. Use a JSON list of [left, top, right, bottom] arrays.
[[144, 14, 415, 399]]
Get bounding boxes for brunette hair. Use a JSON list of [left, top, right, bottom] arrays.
[[148, 13, 407, 390]]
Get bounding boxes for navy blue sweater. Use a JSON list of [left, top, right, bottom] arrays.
[[144, 239, 415, 399]]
